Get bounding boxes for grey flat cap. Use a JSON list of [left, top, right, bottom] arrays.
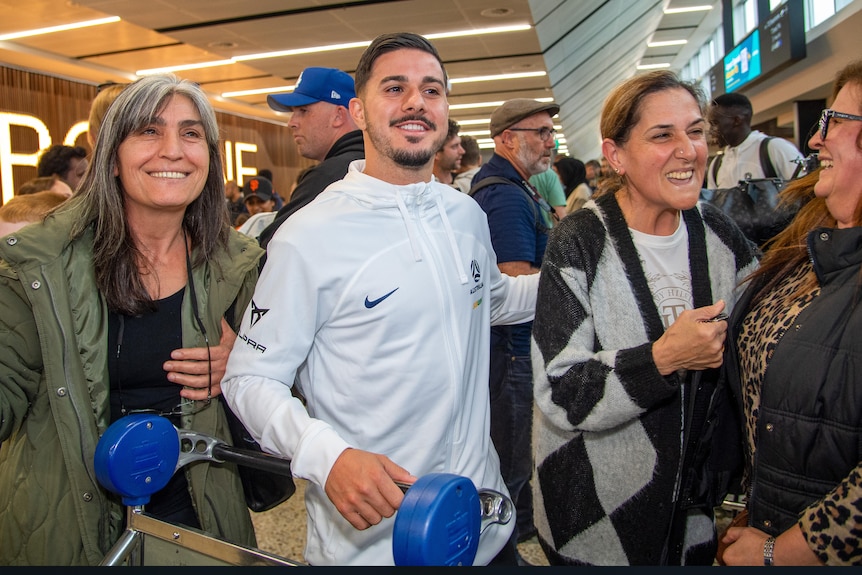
[[489, 99, 560, 137]]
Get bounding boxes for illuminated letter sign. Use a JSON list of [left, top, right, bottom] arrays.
[[0, 113, 52, 204]]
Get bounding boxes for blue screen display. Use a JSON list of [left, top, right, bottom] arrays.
[[724, 30, 761, 92]]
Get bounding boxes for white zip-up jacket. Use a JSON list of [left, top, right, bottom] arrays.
[[222, 160, 538, 566]]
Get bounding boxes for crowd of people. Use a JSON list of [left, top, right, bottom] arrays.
[[0, 29, 859, 568]]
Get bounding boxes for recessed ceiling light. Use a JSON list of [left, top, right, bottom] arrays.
[[455, 118, 491, 126], [664, 5, 713, 14], [426, 24, 531, 40], [449, 71, 546, 84], [234, 40, 371, 62], [450, 98, 554, 110], [0, 16, 120, 41], [221, 85, 296, 98], [138, 60, 234, 75], [637, 63, 672, 70], [647, 39, 688, 47], [135, 24, 532, 76]]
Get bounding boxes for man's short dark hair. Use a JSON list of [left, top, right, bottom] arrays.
[[37, 145, 87, 180], [460, 135, 480, 166], [354, 32, 447, 97], [712, 92, 752, 116], [439, 119, 460, 151]]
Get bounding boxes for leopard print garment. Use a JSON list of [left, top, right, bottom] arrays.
[[737, 262, 820, 478], [738, 262, 862, 565]]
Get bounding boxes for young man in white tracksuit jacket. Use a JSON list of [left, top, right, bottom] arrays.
[[222, 32, 538, 566]]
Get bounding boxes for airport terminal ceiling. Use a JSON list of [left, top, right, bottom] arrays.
[[0, 0, 860, 160]]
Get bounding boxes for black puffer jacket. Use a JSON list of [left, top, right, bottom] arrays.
[[258, 130, 364, 252], [726, 226, 862, 556]]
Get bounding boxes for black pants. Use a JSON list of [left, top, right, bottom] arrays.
[[487, 528, 519, 566]]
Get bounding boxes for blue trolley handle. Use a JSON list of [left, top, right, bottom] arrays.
[[395, 481, 513, 534]]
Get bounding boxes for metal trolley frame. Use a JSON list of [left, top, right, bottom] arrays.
[[94, 413, 512, 567], [101, 507, 302, 566]]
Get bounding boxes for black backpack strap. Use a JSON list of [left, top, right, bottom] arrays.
[[468, 176, 511, 197], [759, 136, 778, 179], [469, 176, 554, 230]]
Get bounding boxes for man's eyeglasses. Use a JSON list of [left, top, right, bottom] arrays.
[[818, 108, 862, 141], [508, 127, 557, 142]]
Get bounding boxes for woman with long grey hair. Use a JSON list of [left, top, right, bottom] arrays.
[[0, 74, 262, 565]]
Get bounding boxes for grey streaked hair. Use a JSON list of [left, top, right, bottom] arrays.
[[63, 73, 229, 315]]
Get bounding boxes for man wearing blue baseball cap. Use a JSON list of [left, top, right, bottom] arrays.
[[257, 67, 365, 254]]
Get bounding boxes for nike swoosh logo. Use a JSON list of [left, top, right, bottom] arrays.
[[364, 288, 399, 308]]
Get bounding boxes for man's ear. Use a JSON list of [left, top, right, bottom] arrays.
[[497, 131, 515, 150], [349, 97, 366, 131], [332, 105, 349, 128]]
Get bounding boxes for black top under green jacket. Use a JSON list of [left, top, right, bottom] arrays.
[[0, 205, 263, 565]]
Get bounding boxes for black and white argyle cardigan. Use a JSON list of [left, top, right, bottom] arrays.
[[531, 192, 758, 565]]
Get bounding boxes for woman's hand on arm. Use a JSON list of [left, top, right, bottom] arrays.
[[652, 300, 727, 375], [164, 318, 237, 400]]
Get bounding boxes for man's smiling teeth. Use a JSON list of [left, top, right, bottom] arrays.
[[149, 171, 186, 179], [820, 159, 834, 169], [400, 123, 426, 131], [667, 170, 693, 179]]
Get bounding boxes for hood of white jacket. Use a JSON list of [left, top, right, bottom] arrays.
[[322, 160, 469, 284]]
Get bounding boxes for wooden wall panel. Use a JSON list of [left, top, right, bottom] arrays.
[[0, 65, 309, 205]]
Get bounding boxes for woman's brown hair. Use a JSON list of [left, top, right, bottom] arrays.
[[595, 70, 705, 198], [745, 59, 862, 303]]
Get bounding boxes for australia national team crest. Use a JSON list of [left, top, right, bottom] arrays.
[[470, 259, 484, 296], [471, 260, 481, 283]]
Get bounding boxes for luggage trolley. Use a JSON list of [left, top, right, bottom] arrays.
[[94, 413, 513, 566]]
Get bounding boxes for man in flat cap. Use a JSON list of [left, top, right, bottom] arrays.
[[257, 66, 365, 256], [468, 98, 560, 557]]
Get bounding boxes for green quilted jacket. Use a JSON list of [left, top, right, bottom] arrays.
[[0, 205, 263, 565]]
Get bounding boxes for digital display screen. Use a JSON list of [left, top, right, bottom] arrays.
[[707, 61, 726, 99], [724, 30, 761, 93], [760, 0, 806, 76], [714, 0, 805, 95]]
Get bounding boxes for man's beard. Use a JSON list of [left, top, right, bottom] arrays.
[[516, 143, 549, 176], [366, 114, 443, 170], [392, 146, 435, 168]]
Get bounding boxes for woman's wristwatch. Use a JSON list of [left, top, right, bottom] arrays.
[[763, 536, 776, 566]]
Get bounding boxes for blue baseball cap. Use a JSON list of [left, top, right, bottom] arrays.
[[267, 67, 356, 111]]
